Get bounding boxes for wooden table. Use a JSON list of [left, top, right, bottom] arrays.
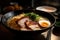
[[0, 23, 16, 40]]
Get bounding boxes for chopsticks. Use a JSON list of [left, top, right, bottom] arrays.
[[46, 27, 53, 40]]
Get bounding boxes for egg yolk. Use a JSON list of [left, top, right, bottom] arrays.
[[40, 22, 49, 27]]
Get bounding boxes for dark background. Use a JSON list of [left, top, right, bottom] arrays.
[[0, 0, 60, 13], [0, 0, 60, 7]]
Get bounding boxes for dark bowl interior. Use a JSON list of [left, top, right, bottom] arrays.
[[1, 10, 56, 35]]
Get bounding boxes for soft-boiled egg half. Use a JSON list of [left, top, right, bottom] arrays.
[[38, 20, 51, 28]]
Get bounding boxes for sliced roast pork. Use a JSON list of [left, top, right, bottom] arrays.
[[17, 17, 31, 31], [25, 21, 41, 30]]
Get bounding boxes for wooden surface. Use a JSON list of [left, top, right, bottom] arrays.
[[0, 23, 15, 40], [51, 27, 60, 40]]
